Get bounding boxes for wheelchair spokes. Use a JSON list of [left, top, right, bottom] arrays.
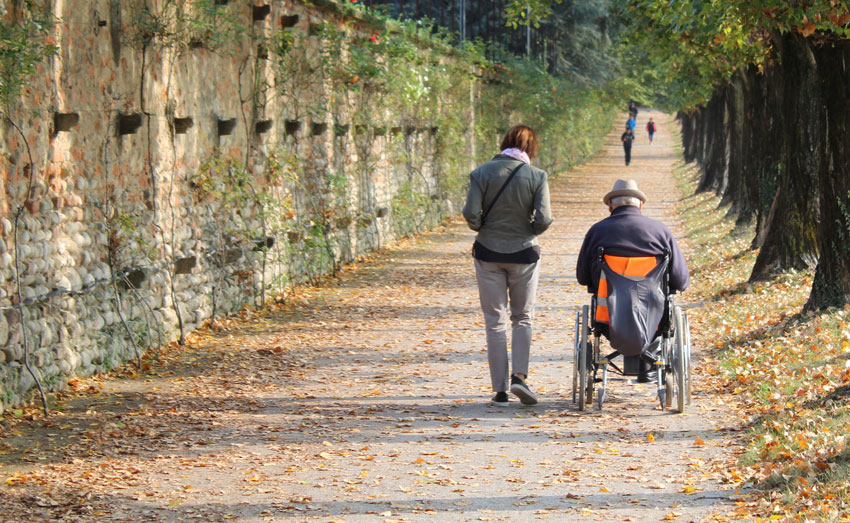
[[571, 301, 692, 413], [572, 309, 581, 404], [672, 305, 691, 413], [578, 306, 589, 410], [572, 305, 597, 411]]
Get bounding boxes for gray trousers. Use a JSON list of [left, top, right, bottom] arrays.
[[474, 258, 540, 392]]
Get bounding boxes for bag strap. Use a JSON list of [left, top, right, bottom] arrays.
[[480, 162, 526, 227]]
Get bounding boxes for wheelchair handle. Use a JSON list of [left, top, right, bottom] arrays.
[[662, 248, 672, 295]]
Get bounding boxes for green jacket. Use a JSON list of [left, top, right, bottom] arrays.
[[462, 155, 553, 254]]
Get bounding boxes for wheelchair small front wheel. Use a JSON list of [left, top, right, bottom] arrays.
[[598, 363, 608, 410]]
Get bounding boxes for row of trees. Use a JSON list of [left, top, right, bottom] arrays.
[[505, 1, 850, 310], [612, 1, 850, 311]]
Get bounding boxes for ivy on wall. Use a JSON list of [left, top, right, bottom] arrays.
[[0, 1, 57, 110], [0, 0, 616, 413]]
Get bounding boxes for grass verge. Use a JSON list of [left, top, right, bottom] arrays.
[[674, 162, 850, 521]]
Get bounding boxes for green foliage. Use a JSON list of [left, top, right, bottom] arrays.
[[126, 0, 247, 51], [257, 2, 617, 274], [505, 0, 564, 28], [185, 2, 616, 295], [497, 0, 622, 88], [2, 386, 13, 407], [609, 0, 761, 111], [540, 1, 619, 85], [0, 1, 57, 109], [193, 156, 269, 243], [608, 0, 850, 111], [391, 180, 433, 237], [476, 54, 617, 175], [107, 208, 159, 264]]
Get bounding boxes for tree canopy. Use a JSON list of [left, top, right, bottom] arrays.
[[507, 1, 850, 109], [614, 0, 850, 110]]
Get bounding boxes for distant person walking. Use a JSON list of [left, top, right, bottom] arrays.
[[462, 125, 553, 407], [646, 117, 657, 145], [621, 128, 635, 166], [628, 100, 638, 118]]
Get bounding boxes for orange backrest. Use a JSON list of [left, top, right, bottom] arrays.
[[596, 255, 658, 323], [603, 255, 657, 277]]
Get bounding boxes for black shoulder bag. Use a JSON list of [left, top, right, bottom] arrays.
[[479, 162, 526, 228]]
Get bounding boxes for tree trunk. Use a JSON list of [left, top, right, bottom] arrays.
[[806, 40, 850, 310], [697, 92, 728, 194], [750, 33, 821, 281], [690, 109, 701, 163], [694, 106, 708, 170], [720, 71, 750, 222], [748, 60, 785, 249], [694, 103, 712, 191], [680, 110, 698, 164]]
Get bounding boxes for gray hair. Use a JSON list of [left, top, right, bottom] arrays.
[[610, 196, 642, 207]]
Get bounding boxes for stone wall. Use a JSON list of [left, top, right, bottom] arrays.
[[0, 0, 477, 412]]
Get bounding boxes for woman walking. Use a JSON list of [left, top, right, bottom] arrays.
[[462, 125, 554, 406]]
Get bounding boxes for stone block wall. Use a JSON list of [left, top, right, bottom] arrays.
[[0, 0, 477, 411]]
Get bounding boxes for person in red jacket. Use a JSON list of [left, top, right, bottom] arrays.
[[646, 118, 657, 145]]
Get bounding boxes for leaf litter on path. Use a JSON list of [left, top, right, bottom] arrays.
[[1, 112, 746, 522]]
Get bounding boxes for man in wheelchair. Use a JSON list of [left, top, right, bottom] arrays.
[[576, 179, 689, 383]]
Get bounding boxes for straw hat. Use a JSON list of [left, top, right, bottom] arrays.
[[603, 179, 647, 205]]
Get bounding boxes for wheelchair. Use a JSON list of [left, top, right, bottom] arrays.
[[572, 248, 691, 412]]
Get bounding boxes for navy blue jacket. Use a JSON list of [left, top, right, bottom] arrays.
[[576, 205, 689, 293]]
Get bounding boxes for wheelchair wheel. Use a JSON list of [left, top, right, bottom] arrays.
[[673, 305, 686, 413], [683, 310, 692, 405], [572, 309, 580, 404], [578, 305, 589, 411]]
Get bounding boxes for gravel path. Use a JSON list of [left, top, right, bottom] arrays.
[[1, 111, 744, 522]]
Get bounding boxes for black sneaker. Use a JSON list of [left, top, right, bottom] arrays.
[[509, 375, 538, 405], [491, 391, 509, 406]]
